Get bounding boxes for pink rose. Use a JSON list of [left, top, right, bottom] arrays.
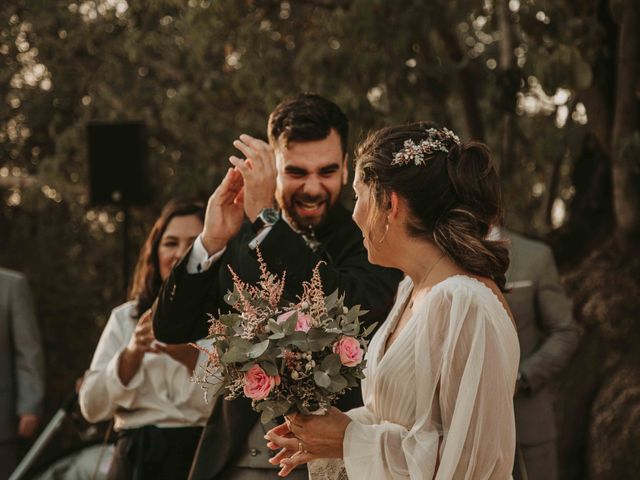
[[333, 336, 364, 367], [277, 310, 312, 333], [243, 364, 281, 401]]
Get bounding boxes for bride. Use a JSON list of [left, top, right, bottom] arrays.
[[265, 123, 520, 479]]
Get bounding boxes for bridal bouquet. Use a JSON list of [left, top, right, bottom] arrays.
[[193, 251, 375, 423]]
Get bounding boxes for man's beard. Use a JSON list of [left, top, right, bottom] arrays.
[[280, 192, 332, 230]]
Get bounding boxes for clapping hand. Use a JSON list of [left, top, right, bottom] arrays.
[[125, 310, 159, 357], [18, 414, 40, 438], [201, 167, 245, 255], [264, 408, 351, 477], [229, 134, 277, 222]]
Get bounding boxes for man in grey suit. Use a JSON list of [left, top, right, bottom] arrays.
[[500, 230, 580, 480], [0, 268, 45, 479]]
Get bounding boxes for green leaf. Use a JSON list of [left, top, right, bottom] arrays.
[[327, 374, 348, 393], [345, 305, 361, 323], [260, 408, 276, 424], [222, 347, 249, 363], [224, 290, 241, 306], [247, 339, 270, 359], [277, 331, 309, 350], [344, 373, 359, 388], [282, 312, 299, 335], [240, 362, 256, 371], [324, 289, 339, 311], [362, 322, 378, 338], [307, 328, 338, 350], [313, 369, 331, 388], [268, 319, 283, 333], [260, 361, 279, 376], [321, 353, 342, 376], [219, 313, 242, 328], [255, 399, 291, 424]]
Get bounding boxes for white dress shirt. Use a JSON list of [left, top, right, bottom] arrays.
[[79, 301, 214, 431]]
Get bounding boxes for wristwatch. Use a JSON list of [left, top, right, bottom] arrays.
[[251, 207, 280, 233]]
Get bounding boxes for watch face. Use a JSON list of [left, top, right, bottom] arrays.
[[262, 208, 280, 224]]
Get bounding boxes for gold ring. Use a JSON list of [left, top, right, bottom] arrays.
[[298, 439, 303, 452]]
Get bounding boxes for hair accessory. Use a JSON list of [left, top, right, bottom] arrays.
[[391, 128, 460, 167]]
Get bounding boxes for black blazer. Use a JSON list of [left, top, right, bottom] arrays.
[[153, 205, 402, 479]]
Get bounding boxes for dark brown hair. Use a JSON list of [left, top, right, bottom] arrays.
[[355, 122, 509, 290], [268, 93, 349, 154], [128, 199, 205, 317]]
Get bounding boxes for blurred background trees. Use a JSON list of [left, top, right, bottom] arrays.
[[1, 0, 638, 477]]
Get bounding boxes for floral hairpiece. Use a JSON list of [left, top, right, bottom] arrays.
[[391, 127, 460, 167]]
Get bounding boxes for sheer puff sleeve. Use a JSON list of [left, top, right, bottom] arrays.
[[343, 278, 519, 480]]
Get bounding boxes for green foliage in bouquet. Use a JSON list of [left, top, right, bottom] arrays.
[[193, 251, 376, 423]]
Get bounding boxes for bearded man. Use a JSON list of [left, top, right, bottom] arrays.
[[153, 94, 401, 480]]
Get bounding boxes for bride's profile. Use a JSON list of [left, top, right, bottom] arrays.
[[265, 123, 520, 479]]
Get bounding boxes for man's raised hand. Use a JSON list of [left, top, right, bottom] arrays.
[[229, 134, 277, 222], [201, 167, 245, 255]]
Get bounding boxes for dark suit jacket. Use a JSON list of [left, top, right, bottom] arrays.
[[504, 231, 580, 446], [153, 205, 402, 480]]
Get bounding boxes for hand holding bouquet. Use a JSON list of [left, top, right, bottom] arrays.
[[193, 251, 375, 423]]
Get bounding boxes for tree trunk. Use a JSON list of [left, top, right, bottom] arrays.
[[436, 26, 486, 142], [611, 0, 640, 250], [496, 0, 517, 175]]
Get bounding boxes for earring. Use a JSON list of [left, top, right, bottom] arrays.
[[377, 222, 390, 244]]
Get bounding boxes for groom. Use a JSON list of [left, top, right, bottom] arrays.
[[153, 94, 402, 479]]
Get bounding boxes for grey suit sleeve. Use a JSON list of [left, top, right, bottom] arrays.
[[10, 275, 45, 417], [519, 246, 581, 393]]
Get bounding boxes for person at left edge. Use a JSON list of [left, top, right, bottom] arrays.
[[79, 200, 214, 480], [0, 268, 44, 480], [152, 94, 402, 480]]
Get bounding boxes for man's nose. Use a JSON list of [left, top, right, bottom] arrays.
[[302, 176, 323, 196]]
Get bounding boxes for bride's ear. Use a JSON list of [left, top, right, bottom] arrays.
[[387, 191, 401, 223]]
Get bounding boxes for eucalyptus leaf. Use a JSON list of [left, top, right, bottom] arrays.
[[283, 312, 299, 335], [345, 305, 361, 324], [256, 399, 291, 424], [362, 322, 379, 338], [327, 374, 348, 393], [219, 313, 242, 328], [222, 347, 249, 363], [240, 362, 256, 371], [324, 289, 339, 311], [277, 331, 309, 350], [260, 409, 276, 424], [260, 361, 279, 376], [308, 329, 338, 349], [321, 353, 342, 376], [224, 290, 241, 306], [313, 369, 331, 388], [268, 319, 283, 333], [247, 339, 270, 359], [344, 373, 359, 387]]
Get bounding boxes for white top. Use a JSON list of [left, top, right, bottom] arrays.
[[79, 301, 214, 431], [341, 275, 519, 479]]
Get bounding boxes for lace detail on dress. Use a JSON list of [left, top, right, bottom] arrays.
[[308, 458, 349, 480]]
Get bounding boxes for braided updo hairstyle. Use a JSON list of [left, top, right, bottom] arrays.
[[355, 122, 509, 290]]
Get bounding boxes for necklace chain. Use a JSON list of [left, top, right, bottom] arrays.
[[407, 254, 445, 309]]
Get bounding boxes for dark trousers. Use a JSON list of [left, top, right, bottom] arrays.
[[0, 440, 16, 480], [107, 426, 202, 480]]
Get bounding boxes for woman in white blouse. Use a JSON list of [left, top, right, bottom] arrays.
[[266, 124, 520, 479], [79, 200, 212, 480]]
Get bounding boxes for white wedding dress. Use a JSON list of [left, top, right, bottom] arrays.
[[309, 275, 519, 480]]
